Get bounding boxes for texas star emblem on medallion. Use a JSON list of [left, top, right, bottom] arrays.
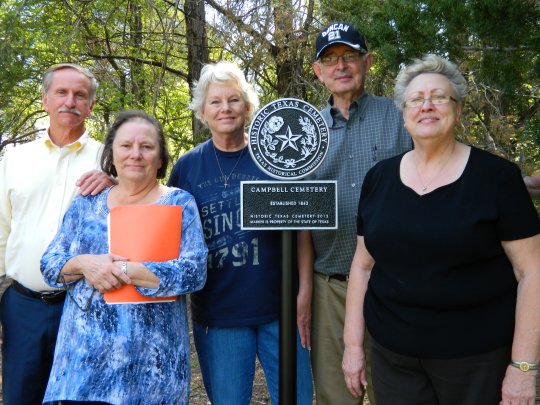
[[249, 98, 329, 180]]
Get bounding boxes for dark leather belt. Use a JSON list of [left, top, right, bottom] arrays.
[[12, 280, 66, 304], [328, 273, 349, 282]]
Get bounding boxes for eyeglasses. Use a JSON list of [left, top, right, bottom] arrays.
[[319, 51, 363, 66], [403, 95, 457, 108], [61, 274, 96, 312]]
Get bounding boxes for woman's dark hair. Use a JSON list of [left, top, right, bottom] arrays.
[[100, 110, 171, 179]]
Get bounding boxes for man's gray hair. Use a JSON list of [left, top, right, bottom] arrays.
[[394, 54, 467, 110], [42, 63, 99, 102]]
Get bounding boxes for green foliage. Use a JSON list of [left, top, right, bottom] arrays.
[[0, 0, 193, 156], [321, 0, 540, 171], [1, 0, 539, 179]]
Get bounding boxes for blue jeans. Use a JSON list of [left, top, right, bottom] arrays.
[[193, 320, 313, 405]]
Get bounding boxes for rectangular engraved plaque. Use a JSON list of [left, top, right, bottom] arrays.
[[241, 180, 337, 230]]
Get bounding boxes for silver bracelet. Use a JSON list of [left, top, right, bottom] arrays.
[[120, 261, 128, 275]]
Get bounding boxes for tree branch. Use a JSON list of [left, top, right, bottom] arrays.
[[82, 53, 187, 78], [204, 0, 279, 56]]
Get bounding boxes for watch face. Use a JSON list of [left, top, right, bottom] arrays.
[[520, 362, 530, 372]]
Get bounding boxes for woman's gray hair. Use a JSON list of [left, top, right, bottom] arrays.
[[189, 61, 260, 126], [42, 63, 99, 102], [394, 54, 468, 110]]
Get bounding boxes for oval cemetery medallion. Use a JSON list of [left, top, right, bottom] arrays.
[[248, 98, 329, 180]]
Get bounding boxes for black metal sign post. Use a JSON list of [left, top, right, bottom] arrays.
[[243, 99, 336, 405], [241, 180, 336, 404], [280, 229, 295, 404]]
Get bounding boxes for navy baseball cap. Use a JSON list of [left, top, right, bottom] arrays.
[[315, 22, 368, 59]]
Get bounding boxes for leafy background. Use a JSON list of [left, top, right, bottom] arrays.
[[1, 0, 539, 178]]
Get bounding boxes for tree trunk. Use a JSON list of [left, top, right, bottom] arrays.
[[129, 2, 145, 106], [185, 0, 210, 145], [273, 0, 308, 99]]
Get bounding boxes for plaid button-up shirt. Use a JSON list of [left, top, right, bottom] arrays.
[[310, 92, 412, 275]]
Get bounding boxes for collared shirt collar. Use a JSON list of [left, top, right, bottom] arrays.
[[326, 92, 369, 126], [43, 128, 89, 151]]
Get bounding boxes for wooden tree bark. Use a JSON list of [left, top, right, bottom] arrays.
[[272, 0, 310, 99], [129, 2, 145, 106], [184, 0, 210, 145]]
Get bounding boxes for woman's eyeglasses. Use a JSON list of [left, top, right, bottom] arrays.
[[403, 95, 457, 108]]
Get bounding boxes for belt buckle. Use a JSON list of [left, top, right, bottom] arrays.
[[40, 291, 65, 304]]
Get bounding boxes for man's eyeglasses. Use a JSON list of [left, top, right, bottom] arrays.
[[318, 51, 363, 66], [403, 95, 457, 108]]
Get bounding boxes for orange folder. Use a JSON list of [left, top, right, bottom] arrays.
[[104, 204, 182, 304]]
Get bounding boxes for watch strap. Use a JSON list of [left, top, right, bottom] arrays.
[[510, 361, 539, 372]]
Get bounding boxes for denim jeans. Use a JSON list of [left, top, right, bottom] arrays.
[[193, 320, 313, 405]]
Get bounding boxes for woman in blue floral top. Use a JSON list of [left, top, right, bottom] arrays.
[[40, 110, 208, 405]]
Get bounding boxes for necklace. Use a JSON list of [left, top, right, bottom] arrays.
[[413, 142, 456, 193], [213, 142, 245, 188]]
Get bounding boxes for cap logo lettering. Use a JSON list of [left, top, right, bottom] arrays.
[[322, 23, 350, 38], [315, 22, 366, 59], [328, 31, 341, 41]]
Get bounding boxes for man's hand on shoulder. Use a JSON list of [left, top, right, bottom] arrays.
[[77, 170, 116, 196]]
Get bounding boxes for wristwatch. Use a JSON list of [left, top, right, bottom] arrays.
[[510, 361, 539, 372]]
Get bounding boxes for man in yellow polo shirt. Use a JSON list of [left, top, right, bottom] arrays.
[[0, 63, 110, 405]]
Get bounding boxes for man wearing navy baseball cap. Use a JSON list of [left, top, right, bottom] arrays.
[[315, 22, 369, 60], [298, 22, 412, 405]]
